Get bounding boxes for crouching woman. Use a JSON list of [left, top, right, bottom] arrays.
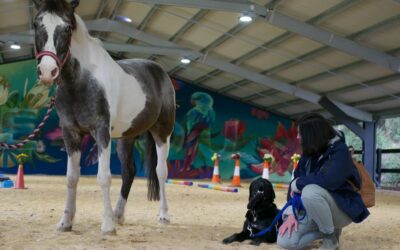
[[277, 114, 370, 250]]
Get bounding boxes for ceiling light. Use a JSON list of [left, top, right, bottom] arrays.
[[115, 15, 132, 23], [239, 14, 253, 23], [10, 43, 21, 50], [181, 58, 191, 64], [239, 5, 255, 23]]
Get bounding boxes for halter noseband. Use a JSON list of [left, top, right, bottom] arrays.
[[35, 31, 72, 71]]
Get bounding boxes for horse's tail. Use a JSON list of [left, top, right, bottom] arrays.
[[145, 132, 160, 201]]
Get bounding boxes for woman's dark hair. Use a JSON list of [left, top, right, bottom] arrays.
[[297, 113, 336, 156]]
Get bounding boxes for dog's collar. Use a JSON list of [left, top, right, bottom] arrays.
[[248, 222, 265, 230]]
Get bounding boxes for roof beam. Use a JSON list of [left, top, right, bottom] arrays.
[[264, 10, 400, 72], [170, 9, 208, 42], [169, 21, 248, 75], [350, 91, 400, 107], [95, 0, 109, 19], [0, 33, 194, 56], [268, 73, 400, 111], [292, 87, 400, 119], [243, 46, 400, 106], [218, 13, 400, 94], [128, 0, 400, 72], [193, 0, 360, 85], [86, 19, 372, 121], [374, 106, 400, 119], [120, 4, 159, 58], [7, 19, 373, 121], [127, 0, 264, 13]]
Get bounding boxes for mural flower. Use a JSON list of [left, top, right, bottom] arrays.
[[23, 82, 52, 109], [222, 119, 253, 152], [0, 76, 60, 168], [251, 122, 301, 176], [223, 119, 246, 141], [0, 76, 10, 105]]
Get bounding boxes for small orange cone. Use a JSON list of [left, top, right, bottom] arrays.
[[15, 164, 27, 189], [211, 153, 221, 184], [230, 153, 242, 187], [262, 161, 270, 180], [262, 154, 273, 180]]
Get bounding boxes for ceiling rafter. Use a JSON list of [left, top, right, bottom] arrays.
[[266, 74, 400, 111], [241, 45, 400, 104], [168, 21, 249, 75], [193, 0, 361, 85], [0, 33, 196, 56], [219, 13, 400, 95], [258, 47, 400, 110], [83, 18, 373, 121], [119, 4, 159, 58], [151, 9, 209, 63], [127, 0, 400, 73], [95, 0, 109, 19]]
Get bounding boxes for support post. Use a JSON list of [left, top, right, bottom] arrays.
[[376, 148, 382, 187], [363, 122, 377, 184]]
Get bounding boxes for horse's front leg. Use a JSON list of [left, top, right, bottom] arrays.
[[95, 129, 115, 234], [57, 129, 82, 232]]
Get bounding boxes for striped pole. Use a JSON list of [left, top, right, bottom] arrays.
[[198, 183, 238, 193], [166, 179, 193, 186], [272, 183, 289, 189]]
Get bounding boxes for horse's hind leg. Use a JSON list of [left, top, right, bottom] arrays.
[[114, 137, 136, 224], [150, 133, 171, 223], [57, 129, 82, 232]]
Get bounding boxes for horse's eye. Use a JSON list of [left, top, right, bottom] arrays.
[[33, 22, 38, 29]]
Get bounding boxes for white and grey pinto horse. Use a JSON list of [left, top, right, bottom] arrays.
[[32, 0, 175, 234]]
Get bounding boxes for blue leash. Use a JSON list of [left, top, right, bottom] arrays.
[[251, 193, 306, 238]]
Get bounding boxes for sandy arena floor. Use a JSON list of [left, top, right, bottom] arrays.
[[1, 175, 400, 250]]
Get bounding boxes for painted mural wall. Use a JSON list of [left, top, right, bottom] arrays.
[[0, 60, 300, 183]]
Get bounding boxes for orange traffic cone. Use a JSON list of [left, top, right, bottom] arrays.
[[262, 154, 273, 180], [230, 153, 241, 187], [262, 160, 270, 180], [15, 164, 27, 189], [211, 153, 221, 184]]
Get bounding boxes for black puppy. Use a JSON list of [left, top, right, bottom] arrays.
[[222, 178, 282, 245]]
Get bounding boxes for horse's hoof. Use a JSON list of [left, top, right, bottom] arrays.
[[158, 217, 170, 225], [101, 228, 117, 235], [114, 213, 125, 225], [101, 220, 116, 235], [56, 223, 72, 232], [116, 216, 125, 225]]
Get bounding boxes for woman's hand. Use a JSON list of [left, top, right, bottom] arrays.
[[279, 214, 298, 238]]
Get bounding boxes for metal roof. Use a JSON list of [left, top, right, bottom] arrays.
[[1, 0, 399, 120]]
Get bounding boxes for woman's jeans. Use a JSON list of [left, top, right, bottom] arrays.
[[277, 184, 352, 250]]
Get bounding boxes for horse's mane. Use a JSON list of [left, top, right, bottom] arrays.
[[42, 0, 71, 15], [39, 0, 77, 29], [74, 14, 102, 46]]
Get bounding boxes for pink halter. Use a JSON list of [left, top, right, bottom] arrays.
[[35, 31, 72, 70]]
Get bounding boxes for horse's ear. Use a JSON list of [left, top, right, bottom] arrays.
[[32, 0, 43, 10], [70, 0, 80, 10]]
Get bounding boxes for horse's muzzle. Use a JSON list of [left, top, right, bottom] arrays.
[[37, 64, 59, 85]]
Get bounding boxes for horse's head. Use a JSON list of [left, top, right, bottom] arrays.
[[32, 0, 80, 85]]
